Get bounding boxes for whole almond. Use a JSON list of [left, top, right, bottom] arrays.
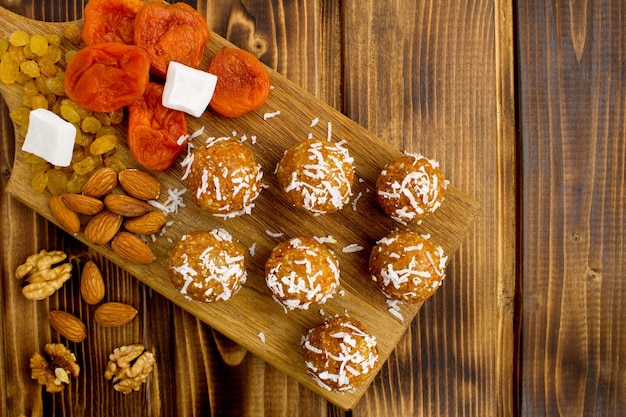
[[82, 167, 118, 198], [124, 211, 167, 235], [61, 193, 104, 215], [48, 195, 80, 235], [84, 210, 123, 244], [80, 260, 105, 305], [104, 194, 151, 217], [48, 310, 87, 343], [94, 302, 138, 327], [111, 232, 155, 264], [118, 169, 161, 201]]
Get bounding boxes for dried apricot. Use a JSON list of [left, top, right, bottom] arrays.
[[133, 1, 210, 78], [64, 42, 150, 112], [82, 0, 144, 45], [207, 47, 271, 118], [128, 82, 188, 171]]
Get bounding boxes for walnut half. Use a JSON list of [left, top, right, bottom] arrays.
[[104, 344, 155, 394], [16, 250, 72, 300], [30, 343, 80, 393]]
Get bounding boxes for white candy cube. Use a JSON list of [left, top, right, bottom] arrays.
[[162, 61, 218, 118], [22, 108, 76, 167]]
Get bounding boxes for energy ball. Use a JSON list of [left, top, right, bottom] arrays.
[[183, 137, 263, 217], [301, 315, 379, 392], [376, 153, 447, 224], [265, 236, 340, 310], [369, 230, 447, 302], [276, 138, 354, 215], [168, 229, 247, 303]]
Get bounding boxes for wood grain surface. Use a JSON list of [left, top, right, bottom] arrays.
[[2, 0, 623, 416], [517, 1, 626, 416]]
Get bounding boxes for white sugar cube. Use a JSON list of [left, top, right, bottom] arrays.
[[162, 61, 218, 118], [22, 108, 76, 167]]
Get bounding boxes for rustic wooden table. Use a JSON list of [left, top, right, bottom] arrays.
[[0, 1, 623, 416]]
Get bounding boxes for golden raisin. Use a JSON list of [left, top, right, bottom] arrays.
[[31, 171, 49, 194], [95, 126, 116, 138], [65, 50, 77, 63], [109, 109, 124, 125], [63, 25, 83, 45], [22, 78, 38, 95], [89, 134, 117, 155], [8, 44, 26, 64], [45, 75, 65, 96], [30, 161, 51, 175], [22, 43, 36, 59], [9, 31, 29, 47], [45, 34, 61, 46], [37, 57, 57, 77], [0, 54, 19, 84], [81, 116, 102, 134], [73, 156, 97, 175], [20, 60, 40, 77], [43, 44, 62, 64], [103, 156, 125, 172], [29, 34, 49, 56], [67, 172, 89, 193], [23, 152, 46, 165], [9, 107, 30, 126], [35, 76, 51, 94], [46, 169, 68, 195], [29, 94, 48, 110], [60, 104, 81, 123], [74, 130, 93, 147], [0, 39, 8, 55]]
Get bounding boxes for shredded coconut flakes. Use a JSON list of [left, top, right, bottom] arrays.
[[342, 243, 364, 253], [263, 110, 281, 120]]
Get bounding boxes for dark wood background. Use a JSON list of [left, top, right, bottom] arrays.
[[0, 0, 624, 416]]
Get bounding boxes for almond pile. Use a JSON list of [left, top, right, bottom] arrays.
[[48, 167, 166, 264]]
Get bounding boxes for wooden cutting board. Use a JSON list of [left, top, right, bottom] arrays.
[[0, 6, 479, 410]]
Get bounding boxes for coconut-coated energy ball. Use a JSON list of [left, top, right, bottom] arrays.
[[276, 138, 354, 215], [183, 137, 263, 217], [168, 229, 247, 303], [369, 230, 447, 302], [376, 153, 447, 224], [301, 315, 379, 392], [265, 236, 340, 310]]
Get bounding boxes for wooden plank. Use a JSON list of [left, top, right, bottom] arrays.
[[517, 1, 626, 415], [0, 0, 478, 412], [340, 1, 517, 416]]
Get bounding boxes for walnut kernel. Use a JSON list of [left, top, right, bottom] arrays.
[[104, 344, 155, 394], [29, 343, 80, 393], [16, 250, 72, 300]]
